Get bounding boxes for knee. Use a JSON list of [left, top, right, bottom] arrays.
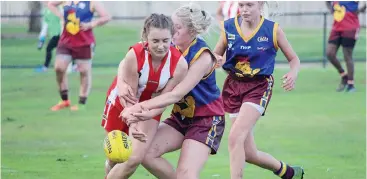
[[228, 129, 246, 151], [54, 65, 66, 74], [125, 155, 144, 170], [142, 147, 160, 167], [79, 67, 89, 76], [326, 49, 336, 59]]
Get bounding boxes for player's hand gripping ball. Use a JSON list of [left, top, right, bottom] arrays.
[[103, 130, 132, 163]]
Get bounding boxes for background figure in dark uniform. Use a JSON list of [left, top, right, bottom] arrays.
[[326, 1, 366, 92]]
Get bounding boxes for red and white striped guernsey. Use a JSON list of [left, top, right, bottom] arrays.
[[220, 1, 239, 20], [107, 42, 182, 108], [134, 43, 182, 101]]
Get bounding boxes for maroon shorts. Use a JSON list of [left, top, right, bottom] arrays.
[[164, 114, 225, 154], [56, 43, 95, 60], [328, 29, 359, 48], [222, 75, 274, 115]]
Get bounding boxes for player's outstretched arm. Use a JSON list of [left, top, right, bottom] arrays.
[[138, 51, 213, 112]]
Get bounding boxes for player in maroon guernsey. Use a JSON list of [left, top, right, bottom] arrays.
[[326, 1, 366, 92], [48, 1, 111, 111]]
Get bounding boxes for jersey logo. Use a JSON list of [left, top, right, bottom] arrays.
[[234, 56, 260, 77], [228, 33, 236, 40], [66, 10, 80, 35], [173, 95, 195, 118], [257, 36, 268, 42], [333, 3, 346, 22]]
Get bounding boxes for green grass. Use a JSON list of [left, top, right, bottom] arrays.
[[1, 24, 366, 179], [1, 67, 366, 179], [1, 24, 366, 67]]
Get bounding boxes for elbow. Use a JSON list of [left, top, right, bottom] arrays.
[[104, 14, 112, 23], [47, 2, 54, 9]]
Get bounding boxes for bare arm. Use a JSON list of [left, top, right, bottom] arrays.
[[213, 23, 227, 68], [277, 25, 300, 74], [214, 23, 227, 57], [140, 51, 214, 110], [216, 5, 224, 22], [325, 1, 333, 13], [358, 2, 366, 14], [117, 49, 139, 107], [277, 25, 300, 91], [90, 1, 111, 28], [48, 1, 64, 20]]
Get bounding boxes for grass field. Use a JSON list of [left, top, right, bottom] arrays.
[[1, 24, 366, 66], [1, 24, 366, 179]]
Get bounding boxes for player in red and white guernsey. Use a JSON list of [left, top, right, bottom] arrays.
[[102, 14, 188, 178], [216, 1, 239, 21]]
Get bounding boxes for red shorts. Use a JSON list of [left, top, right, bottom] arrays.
[[222, 75, 274, 115], [56, 43, 95, 60], [101, 85, 162, 134], [164, 114, 225, 154]]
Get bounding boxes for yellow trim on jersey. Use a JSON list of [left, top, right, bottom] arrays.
[[189, 47, 208, 66], [234, 15, 265, 43], [202, 52, 217, 80], [182, 38, 198, 57], [188, 47, 215, 80], [220, 21, 227, 46], [202, 64, 215, 80], [273, 23, 279, 50]]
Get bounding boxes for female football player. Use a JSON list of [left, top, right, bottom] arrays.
[[120, 3, 226, 179], [48, 1, 110, 111], [103, 14, 188, 179], [214, 1, 303, 179], [325, 1, 366, 92]]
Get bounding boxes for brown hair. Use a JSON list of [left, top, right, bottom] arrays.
[[141, 13, 174, 41]]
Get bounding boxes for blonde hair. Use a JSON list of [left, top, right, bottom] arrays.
[[173, 3, 213, 35]]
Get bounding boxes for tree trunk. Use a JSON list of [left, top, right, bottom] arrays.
[[28, 1, 42, 33]]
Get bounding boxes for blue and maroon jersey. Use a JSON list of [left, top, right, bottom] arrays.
[[172, 38, 225, 119], [59, 1, 95, 47], [332, 1, 360, 31], [222, 15, 278, 78]]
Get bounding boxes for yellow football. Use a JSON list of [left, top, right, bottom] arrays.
[[103, 130, 132, 163]]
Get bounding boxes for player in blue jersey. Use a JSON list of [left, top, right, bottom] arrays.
[[114, 3, 225, 179], [326, 1, 366, 92], [48, 1, 110, 111], [214, 1, 303, 179]]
